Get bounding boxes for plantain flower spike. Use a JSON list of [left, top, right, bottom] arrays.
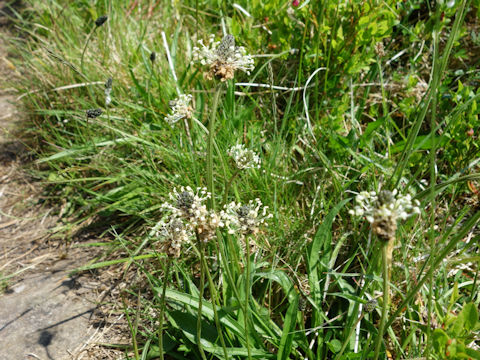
[[192, 34, 254, 81]]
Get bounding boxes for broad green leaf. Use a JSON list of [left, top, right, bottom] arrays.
[[159, 288, 245, 339], [168, 310, 272, 359], [433, 329, 449, 354], [327, 339, 342, 353], [460, 302, 479, 331], [465, 348, 480, 360]]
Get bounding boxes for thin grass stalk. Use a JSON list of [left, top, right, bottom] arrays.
[[85, 115, 96, 150], [215, 232, 241, 302], [183, 118, 194, 149], [335, 311, 365, 360], [298, 310, 315, 360], [373, 244, 390, 360], [377, 57, 391, 155], [426, 7, 441, 359], [207, 86, 222, 209], [468, 265, 478, 303], [385, 210, 480, 330], [157, 257, 171, 360], [195, 0, 199, 42], [223, 169, 240, 205], [134, 289, 141, 359], [80, 27, 98, 74], [122, 294, 140, 360], [391, 0, 468, 188], [244, 234, 253, 360], [106, 107, 114, 140]]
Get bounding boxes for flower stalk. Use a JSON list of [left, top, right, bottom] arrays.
[[157, 257, 171, 360], [349, 188, 420, 360], [207, 86, 222, 209], [244, 234, 253, 360], [80, 15, 108, 74], [222, 169, 240, 205], [198, 239, 230, 360], [196, 235, 208, 360], [373, 243, 391, 360]]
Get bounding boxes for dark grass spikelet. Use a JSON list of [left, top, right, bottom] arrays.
[[150, 51, 156, 63], [86, 108, 102, 118], [105, 77, 112, 90], [95, 15, 108, 27]]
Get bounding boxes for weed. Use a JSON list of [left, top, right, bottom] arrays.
[[7, 0, 480, 358]]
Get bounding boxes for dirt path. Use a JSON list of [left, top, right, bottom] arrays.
[[0, 12, 123, 360]]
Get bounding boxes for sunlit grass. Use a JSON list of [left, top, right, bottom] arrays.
[[6, 0, 480, 358]]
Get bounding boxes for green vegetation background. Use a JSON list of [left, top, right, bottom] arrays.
[[5, 0, 480, 358]]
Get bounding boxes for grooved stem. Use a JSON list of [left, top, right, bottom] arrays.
[[158, 258, 171, 360], [196, 237, 207, 360], [80, 27, 97, 74], [373, 242, 391, 360], [244, 235, 253, 360], [207, 86, 222, 210]]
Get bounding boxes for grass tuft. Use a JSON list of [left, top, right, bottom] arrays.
[[6, 0, 480, 358]]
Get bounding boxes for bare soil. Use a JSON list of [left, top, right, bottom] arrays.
[[0, 13, 125, 360]]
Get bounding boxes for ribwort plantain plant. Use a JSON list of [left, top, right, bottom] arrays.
[[350, 189, 420, 360], [80, 15, 108, 74]]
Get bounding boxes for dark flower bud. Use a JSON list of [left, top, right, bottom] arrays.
[[86, 108, 102, 118], [150, 51, 156, 63], [364, 299, 377, 312], [95, 15, 108, 27], [236, 205, 250, 219], [105, 77, 112, 90], [377, 190, 394, 206], [176, 191, 194, 212], [298, 296, 307, 312]]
